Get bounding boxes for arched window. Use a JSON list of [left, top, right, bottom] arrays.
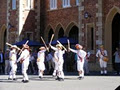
[[69, 26, 78, 42], [58, 28, 64, 38], [48, 29, 54, 42]]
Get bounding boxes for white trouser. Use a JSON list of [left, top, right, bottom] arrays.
[[9, 61, 17, 79], [58, 61, 64, 79], [22, 61, 29, 80], [84, 60, 89, 74], [53, 61, 58, 76], [99, 59, 107, 68], [37, 62, 45, 77], [77, 60, 84, 77], [99, 59, 107, 74]]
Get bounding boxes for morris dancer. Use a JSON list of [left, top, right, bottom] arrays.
[[17, 44, 30, 83], [96, 45, 108, 75], [37, 47, 46, 79], [68, 44, 86, 80], [50, 44, 65, 81], [8, 45, 18, 80]]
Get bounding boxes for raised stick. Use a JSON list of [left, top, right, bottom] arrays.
[[57, 40, 67, 51], [67, 39, 70, 52], [49, 34, 54, 46], [6, 42, 20, 50], [41, 37, 49, 51], [18, 40, 29, 55]]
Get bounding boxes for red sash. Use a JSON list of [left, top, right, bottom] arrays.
[[100, 50, 105, 56], [78, 54, 82, 62]]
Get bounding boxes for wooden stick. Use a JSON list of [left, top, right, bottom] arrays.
[[57, 40, 67, 51], [67, 39, 70, 52], [18, 40, 29, 55], [41, 37, 49, 51], [6, 42, 20, 50], [67, 39, 70, 48], [49, 34, 54, 46], [6, 42, 13, 47]]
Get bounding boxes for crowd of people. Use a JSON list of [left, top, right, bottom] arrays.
[[0, 42, 120, 83]]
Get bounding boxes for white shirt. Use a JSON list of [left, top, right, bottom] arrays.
[[69, 48, 86, 62], [114, 51, 120, 63], [37, 50, 46, 62], [17, 49, 30, 63], [46, 53, 53, 61], [96, 50, 107, 59], [9, 49, 17, 61], [51, 46, 65, 62]]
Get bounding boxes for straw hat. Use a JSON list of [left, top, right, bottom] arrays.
[[75, 44, 83, 49], [56, 44, 62, 49], [39, 46, 45, 50], [23, 44, 29, 49]]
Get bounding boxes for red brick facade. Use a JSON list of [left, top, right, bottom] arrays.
[[0, 1, 7, 27]]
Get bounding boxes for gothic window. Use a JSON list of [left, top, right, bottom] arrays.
[[58, 28, 64, 38], [48, 29, 54, 42], [62, 0, 70, 8], [12, 0, 16, 10], [50, 0, 57, 10]]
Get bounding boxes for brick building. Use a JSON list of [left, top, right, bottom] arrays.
[[0, 0, 40, 50], [0, 0, 120, 71]]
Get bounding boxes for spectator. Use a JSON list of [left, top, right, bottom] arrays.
[[0, 49, 4, 74], [4, 49, 10, 75], [83, 48, 90, 75], [113, 47, 120, 75], [28, 50, 34, 74], [31, 50, 38, 74], [46, 52, 55, 75]]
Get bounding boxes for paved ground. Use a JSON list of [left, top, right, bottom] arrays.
[[0, 74, 120, 90]]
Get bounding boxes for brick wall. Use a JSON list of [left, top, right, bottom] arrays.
[[0, 0, 7, 27], [41, 0, 78, 39]]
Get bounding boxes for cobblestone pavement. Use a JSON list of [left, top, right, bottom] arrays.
[[0, 75, 120, 90]]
